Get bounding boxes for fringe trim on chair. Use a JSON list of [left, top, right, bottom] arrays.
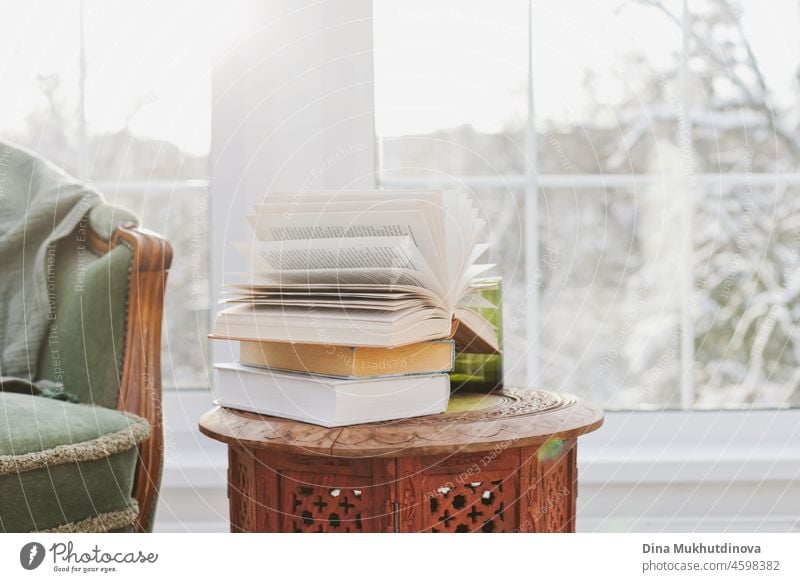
[[0, 415, 150, 476], [42, 503, 139, 533]]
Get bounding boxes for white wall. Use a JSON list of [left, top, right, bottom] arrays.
[[210, 0, 376, 340], [578, 410, 800, 532], [155, 391, 228, 532]]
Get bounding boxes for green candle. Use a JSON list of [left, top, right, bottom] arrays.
[[450, 277, 503, 393]]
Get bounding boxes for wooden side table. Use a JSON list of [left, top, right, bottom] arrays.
[[199, 388, 603, 533]]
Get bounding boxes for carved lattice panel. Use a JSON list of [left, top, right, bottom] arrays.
[[421, 476, 517, 533], [539, 446, 576, 533], [228, 448, 256, 532], [282, 481, 372, 533]]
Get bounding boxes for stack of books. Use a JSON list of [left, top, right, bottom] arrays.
[[210, 189, 499, 427]]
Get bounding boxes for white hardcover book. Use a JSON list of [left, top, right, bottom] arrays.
[[213, 363, 450, 427]]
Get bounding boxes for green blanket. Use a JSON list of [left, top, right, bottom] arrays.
[[0, 141, 101, 392]]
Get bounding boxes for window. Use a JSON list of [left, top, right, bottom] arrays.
[[374, 0, 800, 410], [0, 0, 212, 389]]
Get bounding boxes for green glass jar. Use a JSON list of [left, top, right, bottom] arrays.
[[450, 277, 503, 393]]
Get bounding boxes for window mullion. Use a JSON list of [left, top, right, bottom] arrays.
[[525, 0, 540, 385], [678, 0, 696, 410], [78, 0, 88, 181]]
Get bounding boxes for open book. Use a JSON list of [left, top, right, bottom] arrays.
[[213, 190, 499, 352]]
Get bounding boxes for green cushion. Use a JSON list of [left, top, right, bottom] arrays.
[[0, 392, 149, 532], [36, 230, 134, 408]]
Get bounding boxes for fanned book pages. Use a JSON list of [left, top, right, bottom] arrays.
[[213, 190, 500, 353]]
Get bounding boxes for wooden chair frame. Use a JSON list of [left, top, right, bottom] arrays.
[[88, 222, 173, 532]]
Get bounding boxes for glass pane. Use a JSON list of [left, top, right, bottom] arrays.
[[533, 0, 682, 174], [374, 0, 529, 177], [538, 187, 682, 409], [0, 1, 82, 173], [688, 0, 800, 174], [480, 188, 528, 387], [694, 182, 800, 408], [83, 0, 212, 179], [110, 184, 210, 390]]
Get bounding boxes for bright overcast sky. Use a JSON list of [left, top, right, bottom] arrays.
[[0, 0, 215, 156], [0, 0, 797, 153], [374, 0, 800, 136]]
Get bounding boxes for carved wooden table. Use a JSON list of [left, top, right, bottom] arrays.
[[199, 388, 603, 533]]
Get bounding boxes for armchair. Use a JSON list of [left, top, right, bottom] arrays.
[[0, 154, 172, 532]]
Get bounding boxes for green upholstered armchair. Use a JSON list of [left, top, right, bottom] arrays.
[[0, 199, 172, 532]]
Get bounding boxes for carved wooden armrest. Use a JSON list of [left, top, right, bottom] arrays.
[[89, 219, 173, 532]]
